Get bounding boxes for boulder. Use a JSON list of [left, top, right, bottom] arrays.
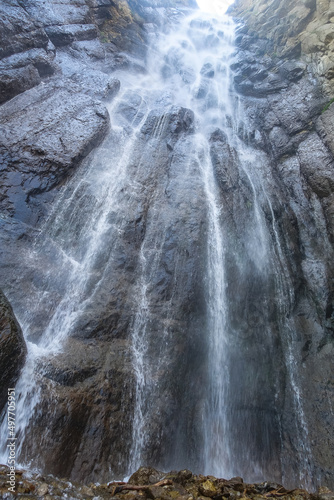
[[45, 24, 98, 47], [129, 466, 166, 485], [0, 289, 26, 411], [198, 479, 217, 497]]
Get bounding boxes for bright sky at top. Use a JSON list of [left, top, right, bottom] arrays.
[[196, 0, 234, 15]]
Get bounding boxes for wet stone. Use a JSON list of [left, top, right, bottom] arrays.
[[129, 467, 166, 486], [36, 483, 49, 496], [176, 470, 193, 484], [198, 480, 218, 498]]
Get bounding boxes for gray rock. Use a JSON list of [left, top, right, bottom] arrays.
[[316, 102, 334, 156], [0, 80, 110, 223], [70, 39, 106, 60], [70, 71, 121, 100], [0, 1, 49, 60], [21, 0, 90, 26], [116, 90, 147, 126], [0, 64, 41, 104], [269, 125, 290, 149], [209, 128, 239, 191], [0, 289, 26, 412], [298, 133, 334, 198], [140, 106, 194, 142], [0, 47, 56, 73], [0, 44, 58, 102], [278, 60, 306, 81], [253, 74, 289, 95], [266, 79, 324, 135]]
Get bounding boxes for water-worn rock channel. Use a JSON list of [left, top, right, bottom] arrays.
[[0, 0, 334, 495]]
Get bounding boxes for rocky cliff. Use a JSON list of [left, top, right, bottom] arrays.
[[0, 0, 202, 486], [0, 290, 26, 411], [1, 0, 334, 492], [0, 0, 197, 223], [229, 0, 334, 489], [1, 465, 334, 500]]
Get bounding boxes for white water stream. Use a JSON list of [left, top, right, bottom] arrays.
[[0, 6, 313, 488]]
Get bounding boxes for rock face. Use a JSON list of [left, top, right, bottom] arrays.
[[0, 0, 197, 223], [0, 0, 197, 105], [0, 80, 110, 225], [0, 0, 199, 486], [0, 290, 26, 412], [230, 0, 334, 94], [0, 1, 55, 103], [0, 0, 125, 233], [229, 0, 334, 490], [1, 0, 334, 492]]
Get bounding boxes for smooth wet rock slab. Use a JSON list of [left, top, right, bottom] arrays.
[[0, 79, 110, 224]]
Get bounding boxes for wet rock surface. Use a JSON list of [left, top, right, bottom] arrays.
[[0, 0, 201, 485], [0, 290, 26, 412], [1, 0, 334, 492], [229, 0, 334, 489], [230, 0, 334, 93], [0, 80, 110, 225], [0, 0, 197, 223], [0, 465, 332, 500], [10, 98, 208, 483]]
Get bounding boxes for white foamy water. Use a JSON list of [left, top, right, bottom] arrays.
[[0, 7, 314, 489]]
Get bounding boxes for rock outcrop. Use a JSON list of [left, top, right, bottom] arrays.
[[14, 98, 207, 482], [229, 0, 334, 489], [0, 290, 26, 412], [0, 80, 110, 225], [230, 0, 334, 94], [1, 0, 334, 492]]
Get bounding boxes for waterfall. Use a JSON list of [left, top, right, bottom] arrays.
[[0, 6, 314, 488]]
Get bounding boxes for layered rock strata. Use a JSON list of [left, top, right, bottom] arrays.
[[0, 290, 26, 412]]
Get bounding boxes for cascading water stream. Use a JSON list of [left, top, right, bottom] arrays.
[[0, 6, 314, 488], [125, 11, 237, 475], [0, 93, 151, 465]]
